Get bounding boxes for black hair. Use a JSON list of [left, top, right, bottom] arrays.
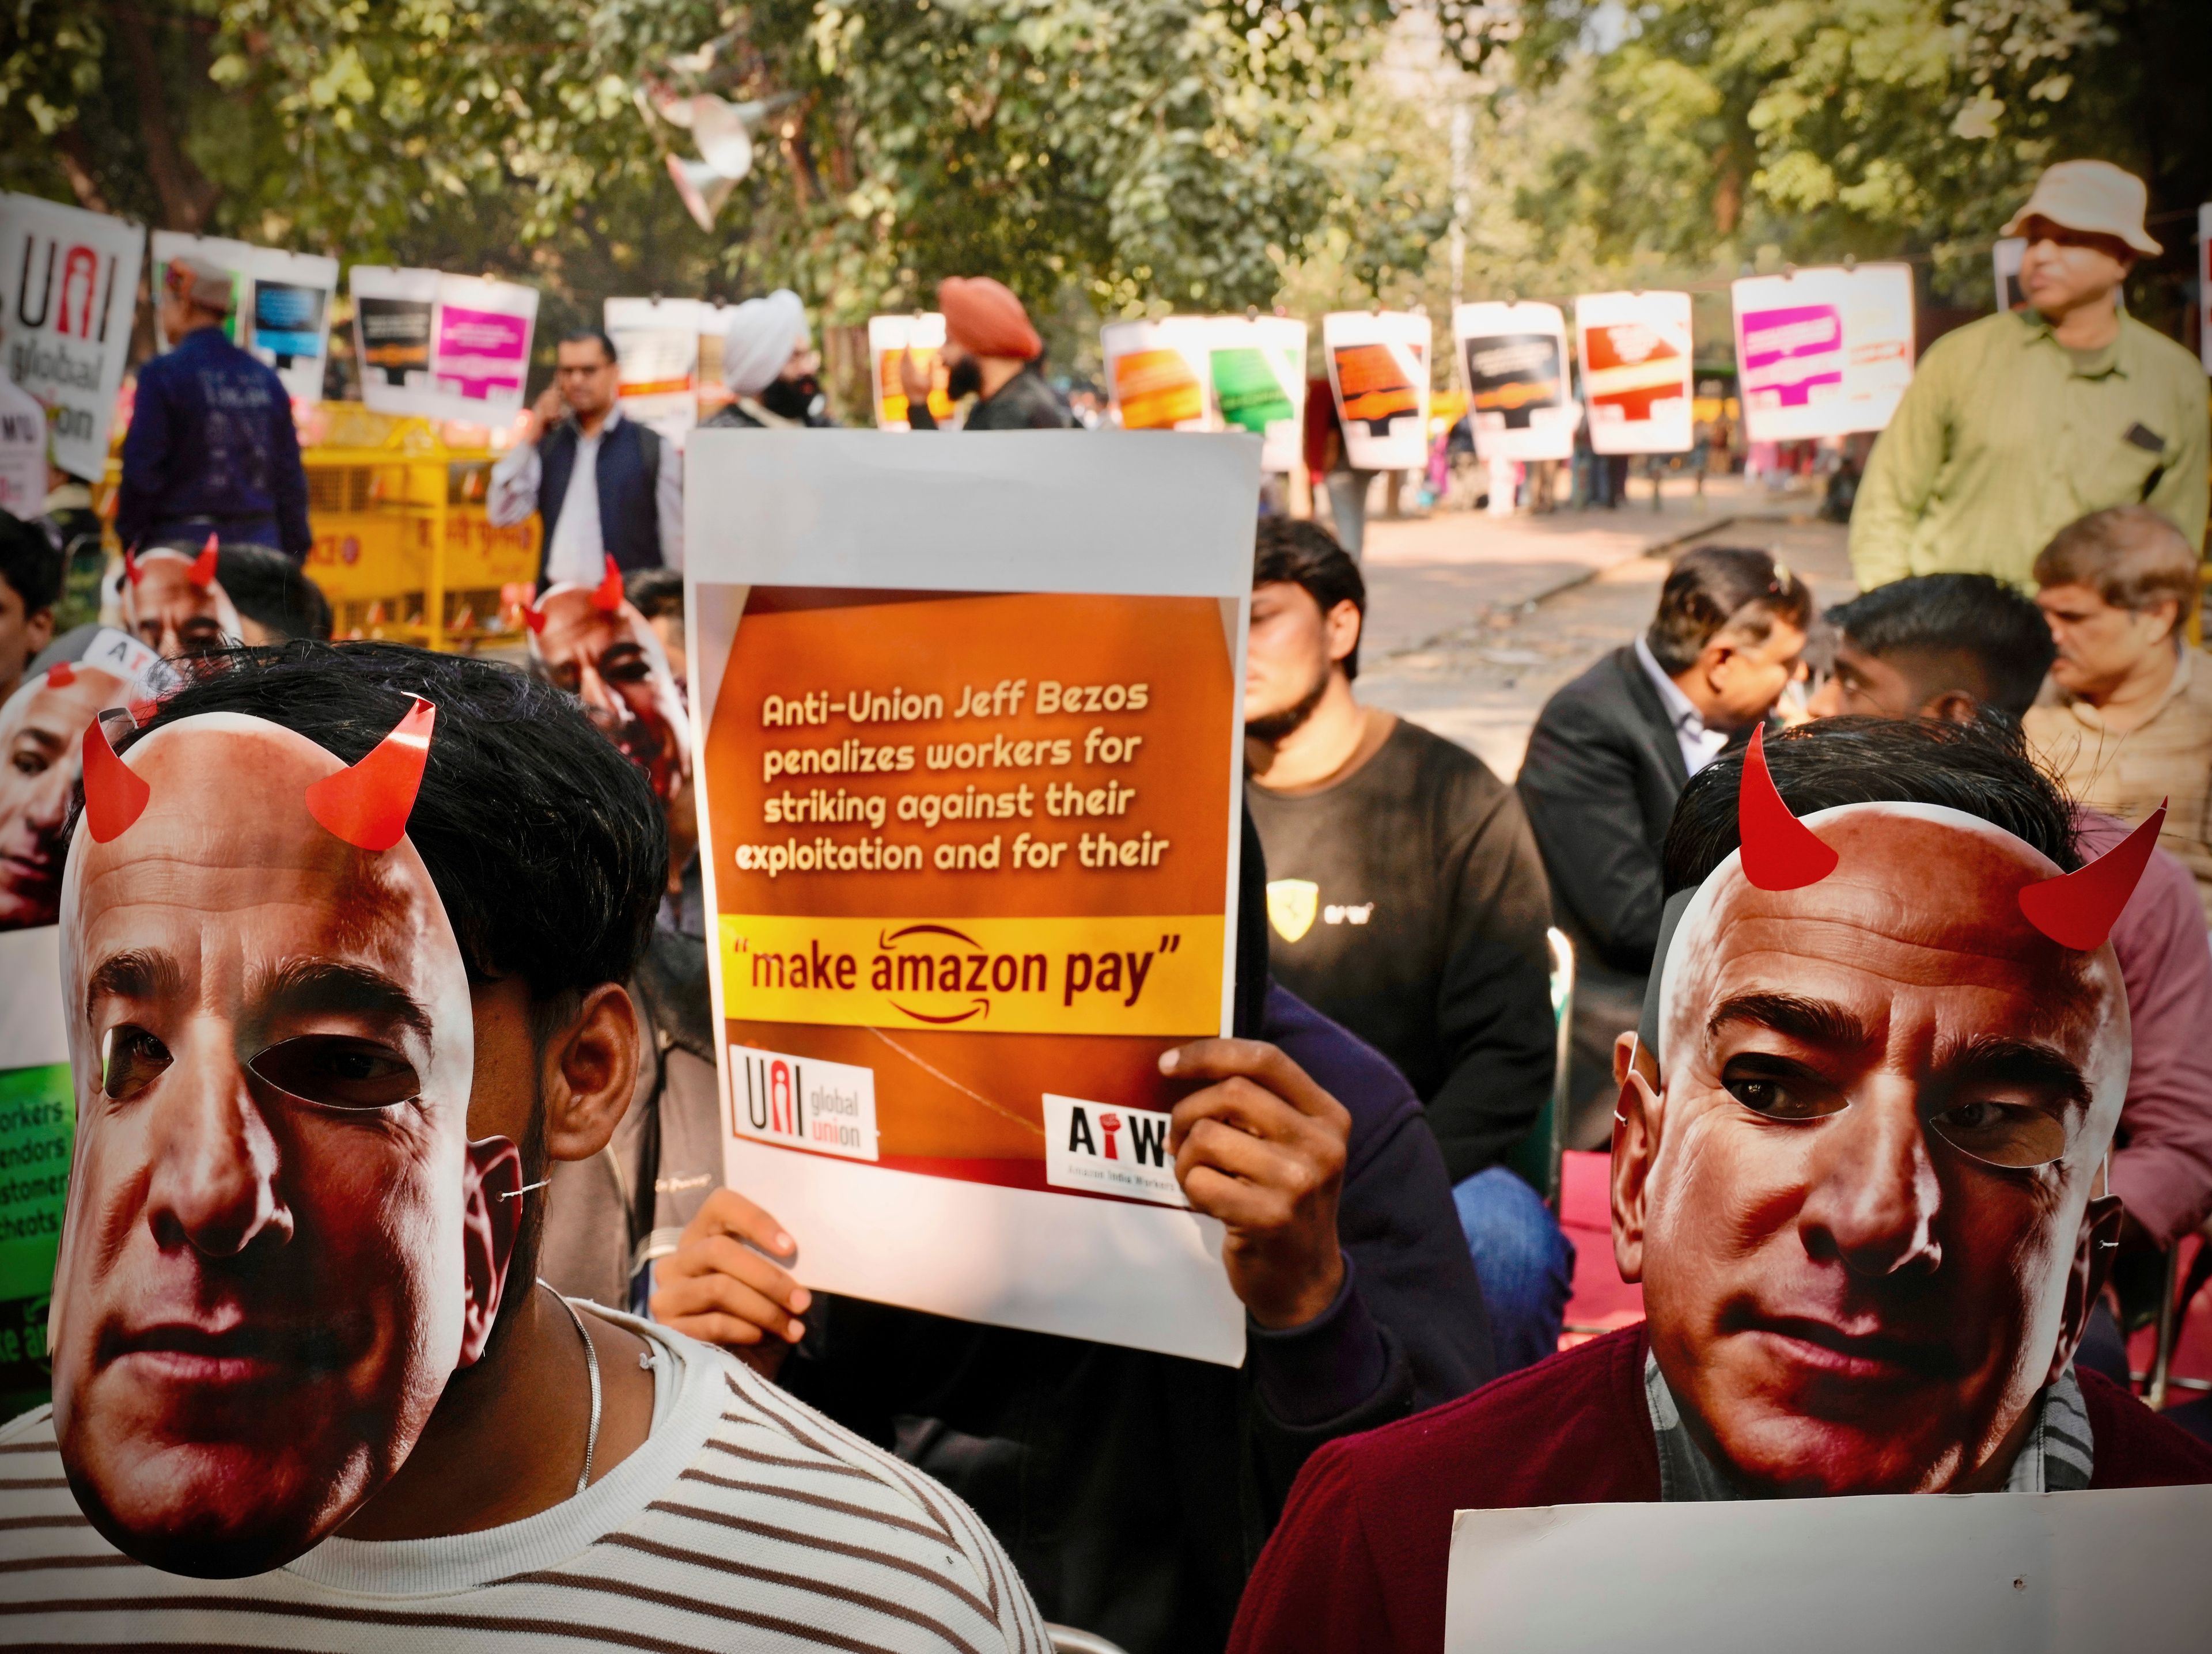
[[0, 509, 60, 617], [558, 328, 619, 365], [214, 545, 335, 643], [112, 642, 666, 999], [624, 567, 685, 625], [1253, 518, 1368, 680], [1662, 716, 2080, 897], [1645, 545, 1813, 674], [1825, 573, 2054, 719]]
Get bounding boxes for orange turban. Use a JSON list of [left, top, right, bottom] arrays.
[[938, 276, 1041, 361]]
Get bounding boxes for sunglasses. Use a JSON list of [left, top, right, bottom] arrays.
[[1719, 1060, 2073, 1170], [101, 1025, 422, 1113]]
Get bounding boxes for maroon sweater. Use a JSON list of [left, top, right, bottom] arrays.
[[1227, 1325, 2212, 1654]]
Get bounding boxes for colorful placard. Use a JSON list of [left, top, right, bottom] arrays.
[[1575, 290, 1695, 455], [0, 194, 144, 481], [1101, 318, 1214, 433], [349, 267, 539, 427], [605, 296, 702, 450], [1206, 316, 1307, 472], [1322, 311, 1433, 471], [1453, 301, 1576, 462], [1731, 264, 1915, 442], [149, 232, 339, 404], [866, 313, 956, 429]]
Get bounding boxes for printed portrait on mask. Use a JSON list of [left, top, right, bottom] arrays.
[[526, 556, 691, 806], [45, 699, 526, 1577], [1618, 729, 2147, 1497], [103, 540, 244, 661], [0, 632, 162, 934]]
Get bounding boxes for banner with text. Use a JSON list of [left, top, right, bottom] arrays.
[[1323, 310, 1432, 471], [1102, 317, 1215, 433], [150, 232, 339, 404], [1206, 316, 1306, 472], [1453, 301, 1576, 463], [1575, 290, 1694, 455], [0, 194, 143, 481], [686, 430, 1257, 1363], [350, 267, 537, 427], [605, 296, 702, 450], [1732, 264, 1915, 443]]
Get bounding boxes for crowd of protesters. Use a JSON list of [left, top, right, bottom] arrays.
[[1, 157, 2211, 1652]]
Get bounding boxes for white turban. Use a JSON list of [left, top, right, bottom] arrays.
[[721, 290, 808, 397]]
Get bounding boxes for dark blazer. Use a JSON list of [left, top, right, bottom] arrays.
[[535, 415, 664, 581], [1516, 644, 1690, 977]]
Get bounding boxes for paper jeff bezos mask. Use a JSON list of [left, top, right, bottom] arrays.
[[108, 537, 244, 661], [47, 698, 527, 1577], [525, 555, 691, 805], [1627, 727, 2154, 1496]]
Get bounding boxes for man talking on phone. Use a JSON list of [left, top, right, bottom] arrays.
[[489, 329, 684, 586]]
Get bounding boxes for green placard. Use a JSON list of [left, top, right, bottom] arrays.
[[0, 1063, 71, 1413], [1210, 347, 1293, 435]]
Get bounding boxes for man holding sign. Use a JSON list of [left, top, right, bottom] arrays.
[[1228, 719, 2212, 1654]]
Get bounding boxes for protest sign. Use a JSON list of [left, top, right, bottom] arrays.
[[350, 267, 538, 426], [1575, 290, 1694, 454], [0, 376, 42, 518], [0, 925, 66, 1414], [1453, 301, 1575, 463], [1732, 264, 1915, 442], [1994, 236, 2028, 314], [866, 313, 956, 429], [0, 194, 143, 481], [605, 296, 702, 449], [1323, 311, 1432, 471], [685, 430, 1257, 1364], [1101, 317, 1214, 433], [1206, 316, 1306, 471], [1445, 1487, 2212, 1653], [149, 232, 339, 403]]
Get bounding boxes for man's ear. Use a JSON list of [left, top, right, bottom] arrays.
[[1611, 1044, 1662, 1284], [2046, 1192, 2126, 1386], [1923, 688, 1982, 726], [25, 606, 54, 655], [457, 1135, 524, 1369], [539, 980, 642, 1163], [1324, 597, 1362, 669]]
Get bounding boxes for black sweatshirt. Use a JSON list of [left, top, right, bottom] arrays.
[[1245, 717, 1556, 1183], [780, 985, 1493, 1654]]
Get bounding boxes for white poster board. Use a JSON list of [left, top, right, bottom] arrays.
[[0, 195, 143, 481], [605, 296, 702, 450], [349, 267, 538, 426], [149, 232, 339, 403], [684, 430, 1259, 1365], [866, 313, 953, 430], [1323, 311, 1432, 471], [1994, 237, 2028, 315], [1101, 317, 1215, 434], [1453, 302, 1576, 463], [1204, 316, 1306, 472], [1445, 1486, 2212, 1653], [1575, 290, 1694, 455], [1732, 264, 1916, 442]]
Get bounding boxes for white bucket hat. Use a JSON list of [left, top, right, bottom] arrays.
[[2001, 160, 2161, 257]]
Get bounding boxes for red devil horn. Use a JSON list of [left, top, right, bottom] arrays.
[[46, 662, 75, 688], [2019, 803, 2164, 950], [122, 546, 142, 586], [190, 534, 219, 589], [304, 697, 435, 852], [1737, 724, 1839, 891], [81, 718, 150, 844], [522, 600, 547, 635], [593, 555, 624, 613]]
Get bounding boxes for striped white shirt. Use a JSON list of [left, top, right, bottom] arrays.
[[0, 1309, 1048, 1653]]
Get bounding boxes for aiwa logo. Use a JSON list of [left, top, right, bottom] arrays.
[[1042, 1094, 1185, 1208]]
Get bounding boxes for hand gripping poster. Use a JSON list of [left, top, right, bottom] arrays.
[[1452, 301, 1576, 463], [349, 267, 538, 427], [1322, 311, 1432, 471], [685, 430, 1257, 1364], [0, 194, 144, 481], [1575, 290, 1695, 455], [149, 232, 340, 404], [867, 313, 956, 430], [1732, 264, 1915, 442], [1101, 318, 1215, 434], [1206, 316, 1307, 472], [604, 296, 702, 449]]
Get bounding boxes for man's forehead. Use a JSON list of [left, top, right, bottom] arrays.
[[16, 680, 120, 743]]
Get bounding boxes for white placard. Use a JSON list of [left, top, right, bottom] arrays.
[[0, 927, 65, 1071], [1575, 290, 1694, 454], [1453, 302, 1577, 463], [150, 232, 339, 404], [1446, 1486, 2212, 1653], [1205, 316, 1306, 472], [1101, 317, 1215, 434], [1994, 236, 2028, 315], [605, 296, 702, 450], [1322, 311, 1432, 471], [685, 430, 1258, 1365], [349, 267, 538, 427], [1732, 264, 1916, 443], [0, 194, 143, 481], [866, 313, 950, 430]]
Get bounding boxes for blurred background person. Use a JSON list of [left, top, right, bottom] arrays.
[[701, 290, 832, 430], [900, 276, 1072, 430], [214, 543, 334, 644], [0, 511, 58, 706]]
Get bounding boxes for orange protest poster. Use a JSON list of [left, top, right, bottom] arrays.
[[684, 430, 1260, 1363]]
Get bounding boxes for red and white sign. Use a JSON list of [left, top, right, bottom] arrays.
[[1322, 311, 1433, 471], [1575, 290, 1694, 454], [729, 1045, 880, 1163], [0, 194, 143, 481], [1043, 1093, 1187, 1207]]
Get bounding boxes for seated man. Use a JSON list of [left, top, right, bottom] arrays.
[[0, 642, 1046, 1651], [1519, 547, 1809, 1139], [1242, 519, 1566, 1370], [2021, 505, 2212, 923], [649, 825, 1494, 1654], [1228, 719, 2212, 1654], [1814, 573, 2212, 1259]]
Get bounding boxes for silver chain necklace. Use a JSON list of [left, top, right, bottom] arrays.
[[541, 1281, 603, 1495]]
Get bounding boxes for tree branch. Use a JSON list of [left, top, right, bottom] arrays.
[[109, 0, 220, 230]]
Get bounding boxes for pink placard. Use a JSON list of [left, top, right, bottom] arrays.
[[435, 305, 529, 400]]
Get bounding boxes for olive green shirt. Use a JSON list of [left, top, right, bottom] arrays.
[[1850, 309, 2210, 591]]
